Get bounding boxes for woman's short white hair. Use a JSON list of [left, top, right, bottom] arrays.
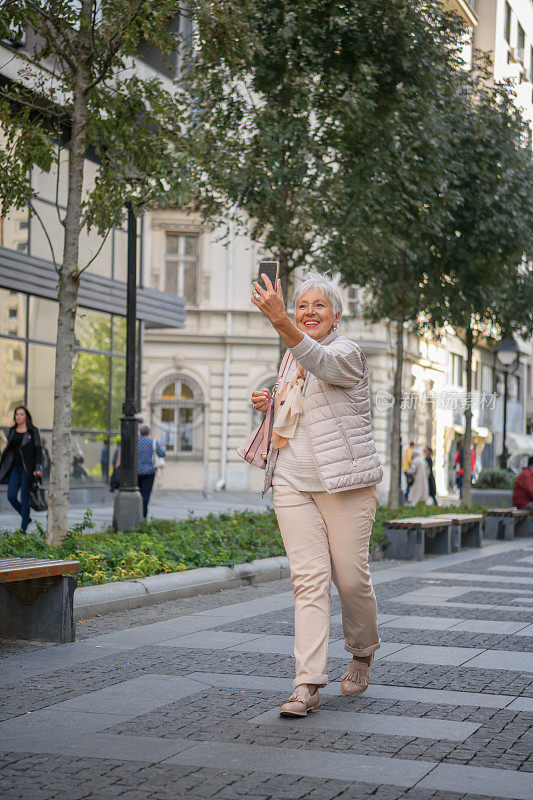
[[292, 272, 343, 320]]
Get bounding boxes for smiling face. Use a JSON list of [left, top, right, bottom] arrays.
[[295, 288, 339, 341]]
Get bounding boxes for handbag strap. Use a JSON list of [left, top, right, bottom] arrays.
[[260, 349, 293, 460]]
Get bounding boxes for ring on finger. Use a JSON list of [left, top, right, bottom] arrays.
[[252, 292, 260, 300]]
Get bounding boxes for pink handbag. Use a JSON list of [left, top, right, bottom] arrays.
[[237, 350, 292, 470], [236, 400, 275, 470]]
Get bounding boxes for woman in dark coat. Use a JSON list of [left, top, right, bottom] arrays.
[[424, 445, 438, 506], [0, 406, 42, 532]]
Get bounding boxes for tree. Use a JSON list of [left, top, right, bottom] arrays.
[[325, 9, 465, 506], [187, 0, 462, 356], [425, 66, 533, 503], [0, 1, 225, 542]]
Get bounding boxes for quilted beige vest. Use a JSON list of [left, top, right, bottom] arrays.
[[263, 330, 383, 495]]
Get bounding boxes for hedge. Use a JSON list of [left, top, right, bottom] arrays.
[[0, 503, 486, 587]]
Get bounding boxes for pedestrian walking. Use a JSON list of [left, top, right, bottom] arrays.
[[454, 442, 475, 499], [406, 447, 429, 505], [512, 456, 533, 509], [137, 424, 165, 519], [250, 271, 382, 717], [0, 406, 43, 532], [424, 445, 438, 506], [402, 441, 415, 501]]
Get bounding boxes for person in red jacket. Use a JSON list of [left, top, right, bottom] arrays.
[[454, 443, 476, 499], [513, 456, 533, 509]]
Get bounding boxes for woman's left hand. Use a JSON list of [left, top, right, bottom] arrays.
[[34, 471, 42, 478], [251, 275, 287, 326]]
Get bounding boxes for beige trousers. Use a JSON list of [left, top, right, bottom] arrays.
[[273, 483, 381, 688]]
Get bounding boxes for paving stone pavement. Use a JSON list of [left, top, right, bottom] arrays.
[[1, 537, 532, 799]]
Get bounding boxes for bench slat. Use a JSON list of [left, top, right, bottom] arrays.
[[385, 516, 453, 529], [0, 558, 80, 583]]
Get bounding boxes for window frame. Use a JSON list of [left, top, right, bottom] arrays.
[[164, 232, 199, 306], [504, 1, 512, 44], [150, 373, 205, 458], [517, 21, 525, 63]]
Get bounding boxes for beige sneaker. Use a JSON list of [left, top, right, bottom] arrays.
[[279, 685, 320, 717], [341, 654, 374, 696]]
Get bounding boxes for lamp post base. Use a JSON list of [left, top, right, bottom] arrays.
[[113, 489, 143, 531]]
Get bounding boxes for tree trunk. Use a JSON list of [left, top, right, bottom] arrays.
[[388, 308, 405, 508], [46, 1, 92, 545], [462, 325, 474, 507]]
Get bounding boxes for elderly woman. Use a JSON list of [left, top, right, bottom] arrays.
[[251, 272, 383, 717], [407, 447, 429, 506]]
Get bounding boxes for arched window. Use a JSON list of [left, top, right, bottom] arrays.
[[151, 375, 204, 456]]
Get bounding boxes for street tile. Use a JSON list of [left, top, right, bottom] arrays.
[[0, 733, 195, 763], [186, 672, 517, 708], [505, 696, 533, 711], [225, 635, 409, 659], [249, 709, 482, 742], [48, 675, 204, 714], [464, 650, 533, 672], [515, 623, 533, 636], [488, 566, 533, 574], [447, 620, 531, 635], [423, 571, 533, 586], [380, 615, 463, 631], [157, 631, 264, 649], [380, 645, 485, 666], [0, 710, 128, 741], [418, 762, 533, 800], [163, 741, 434, 786]]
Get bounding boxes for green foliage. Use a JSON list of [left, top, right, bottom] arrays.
[[0, 508, 285, 586], [0, 503, 490, 586], [325, 12, 466, 328], [0, 1, 198, 235], [473, 470, 515, 491], [424, 61, 533, 341], [187, 0, 463, 290]]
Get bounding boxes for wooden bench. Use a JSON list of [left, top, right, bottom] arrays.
[[445, 513, 483, 552], [483, 508, 533, 541], [0, 558, 80, 643], [383, 516, 453, 560]]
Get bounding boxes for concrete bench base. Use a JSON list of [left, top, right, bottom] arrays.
[[0, 575, 76, 643], [450, 520, 483, 552], [384, 522, 451, 561], [484, 510, 533, 541]]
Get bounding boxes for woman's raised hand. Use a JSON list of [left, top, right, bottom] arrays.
[[251, 275, 286, 325], [251, 388, 271, 413]]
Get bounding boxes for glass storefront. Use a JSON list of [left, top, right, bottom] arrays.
[[0, 288, 132, 485]]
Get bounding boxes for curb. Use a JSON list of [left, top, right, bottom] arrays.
[[73, 545, 384, 621], [74, 556, 290, 620]]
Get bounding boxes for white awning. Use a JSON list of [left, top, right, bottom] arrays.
[[507, 433, 533, 456]]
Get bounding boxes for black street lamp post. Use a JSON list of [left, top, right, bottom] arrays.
[[494, 337, 520, 471], [113, 203, 143, 530]]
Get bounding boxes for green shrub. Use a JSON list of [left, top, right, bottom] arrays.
[[473, 469, 515, 490], [0, 502, 488, 586]]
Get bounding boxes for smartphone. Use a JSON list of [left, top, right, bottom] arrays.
[[257, 260, 279, 291]]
